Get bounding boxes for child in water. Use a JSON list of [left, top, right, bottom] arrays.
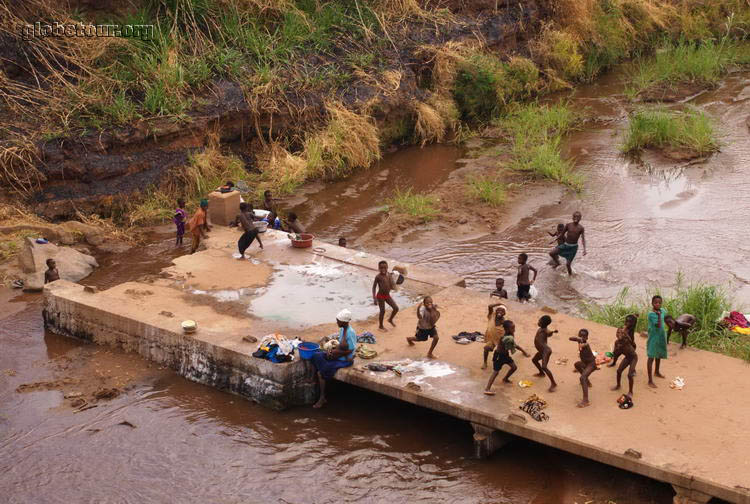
[[548, 223, 565, 245], [490, 278, 508, 299]]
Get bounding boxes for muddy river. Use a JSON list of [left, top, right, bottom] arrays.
[[3, 71, 748, 503]]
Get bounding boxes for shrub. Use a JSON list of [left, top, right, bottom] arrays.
[[621, 108, 719, 155], [466, 176, 506, 206], [387, 188, 438, 220]]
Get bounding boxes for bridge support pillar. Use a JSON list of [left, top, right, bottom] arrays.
[[672, 485, 713, 504], [471, 423, 511, 459]]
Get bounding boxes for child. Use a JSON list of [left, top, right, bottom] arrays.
[[338, 237, 347, 248], [406, 296, 440, 359], [188, 199, 211, 254], [548, 223, 565, 245], [570, 329, 596, 408], [372, 260, 399, 330], [44, 258, 60, 284], [484, 320, 529, 395], [532, 315, 558, 392], [611, 314, 638, 397], [174, 198, 187, 247], [665, 313, 696, 349], [516, 253, 537, 302], [490, 278, 508, 299], [283, 212, 306, 234], [482, 303, 507, 369], [608, 314, 638, 368], [647, 295, 668, 388], [263, 190, 278, 226], [235, 202, 263, 258]]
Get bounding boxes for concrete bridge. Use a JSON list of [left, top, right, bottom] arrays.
[[43, 228, 750, 504]]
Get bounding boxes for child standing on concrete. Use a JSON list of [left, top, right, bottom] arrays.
[[484, 320, 529, 395], [174, 198, 187, 247], [532, 315, 558, 392], [406, 296, 440, 359], [570, 329, 596, 408], [372, 260, 398, 330], [647, 295, 668, 388]]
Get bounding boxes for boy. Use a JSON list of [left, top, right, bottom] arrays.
[[263, 190, 278, 226], [235, 202, 263, 259], [548, 223, 566, 245], [549, 211, 587, 276], [338, 237, 347, 248], [484, 320, 529, 395], [570, 329, 596, 408], [44, 258, 60, 284], [532, 315, 558, 392], [174, 198, 187, 247], [482, 303, 507, 369], [516, 253, 537, 302], [611, 315, 638, 397], [647, 295, 668, 388], [406, 296, 440, 359], [283, 212, 306, 234], [372, 260, 399, 330], [188, 199, 211, 254], [490, 278, 508, 299], [665, 313, 696, 349], [608, 314, 638, 368]]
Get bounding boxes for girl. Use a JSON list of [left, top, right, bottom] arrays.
[[647, 295, 668, 388]]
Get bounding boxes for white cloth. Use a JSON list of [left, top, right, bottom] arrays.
[[336, 309, 352, 322]]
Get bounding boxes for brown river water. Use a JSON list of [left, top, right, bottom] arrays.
[[3, 71, 749, 503]]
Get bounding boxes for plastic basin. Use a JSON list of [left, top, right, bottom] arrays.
[[298, 342, 320, 360], [291, 233, 314, 248]]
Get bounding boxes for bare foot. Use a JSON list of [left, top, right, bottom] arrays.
[[680, 344, 687, 349], [587, 381, 593, 387], [611, 385, 621, 391], [388, 319, 396, 328], [406, 337, 414, 346], [648, 382, 657, 389], [379, 326, 388, 332], [576, 401, 590, 408], [483, 390, 495, 396], [502, 378, 512, 384], [548, 384, 557, 392], [313, 399, 327, 409], [534, 372, 545, 377], [607, 362, 616, 368], [427, 353, 437, 359], [655, 372, 665, 379], [237, 255, 245, 260], [481, 363, 487, 370]]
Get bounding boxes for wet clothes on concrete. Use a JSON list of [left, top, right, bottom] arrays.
[[451, 331, 482, 342]]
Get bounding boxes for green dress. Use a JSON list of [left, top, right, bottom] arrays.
[[647, 308, 668, 359]]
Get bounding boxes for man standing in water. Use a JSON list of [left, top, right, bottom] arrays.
[[549, 211, 587, 275]]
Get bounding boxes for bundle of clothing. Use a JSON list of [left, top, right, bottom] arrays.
[[252, 334, 301, 363], [520, 394, 549, 422], [722, 311, 750, 334], [452, 331, 484, 344]]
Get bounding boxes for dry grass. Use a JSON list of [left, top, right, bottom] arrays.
[[0, 139, 44, 196], [414, 101, 446, 145]]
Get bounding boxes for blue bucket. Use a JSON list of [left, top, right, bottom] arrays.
[[298, 342, 320, 360]]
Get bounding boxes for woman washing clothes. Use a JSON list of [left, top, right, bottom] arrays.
[[311, 309, 357, 409]]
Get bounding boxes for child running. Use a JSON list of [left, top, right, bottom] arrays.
[[484, 320, 530, 395], [174, 198, 187, 247], [372, 260, 399, 330], [570, 329, 596, 408], [665, 313, 696, 349], [482, 303, 507, 369], [516, 253, 537, 302], [647, 295, 668, 388], [532, 315, 558, 392], [611, 314, 638, 397], [235, 203, 263, 259], [406, 296, 440, 359], [490, 278, 508, 299]]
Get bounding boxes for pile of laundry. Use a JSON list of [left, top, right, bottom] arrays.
[[721, 311, 750, 335], [252, 334, 301, 363], [520, 394, 549, 422], [363, 359, 418, 377], [452, 331, 484, 345], [357, 331, 376, 344]]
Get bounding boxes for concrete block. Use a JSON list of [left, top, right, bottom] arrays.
[[208, 190, 240, 226]]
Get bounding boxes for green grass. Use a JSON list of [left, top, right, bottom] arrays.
[[621, 108, 719, 155], [626, 41, 750, 98], [466, 176, 506, 206], [582, 275, 749, 361], [493, 103, 583, 191], [387, 188, 438, 221]]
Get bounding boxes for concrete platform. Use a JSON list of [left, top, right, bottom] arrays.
[[42, 228, 750, 503]]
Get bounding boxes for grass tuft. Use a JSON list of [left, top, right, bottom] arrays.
[[387, 188, 438, 220], [621, 108, 719, 155], [466, 176, 506, 206], [582, 275, 747, 360]]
